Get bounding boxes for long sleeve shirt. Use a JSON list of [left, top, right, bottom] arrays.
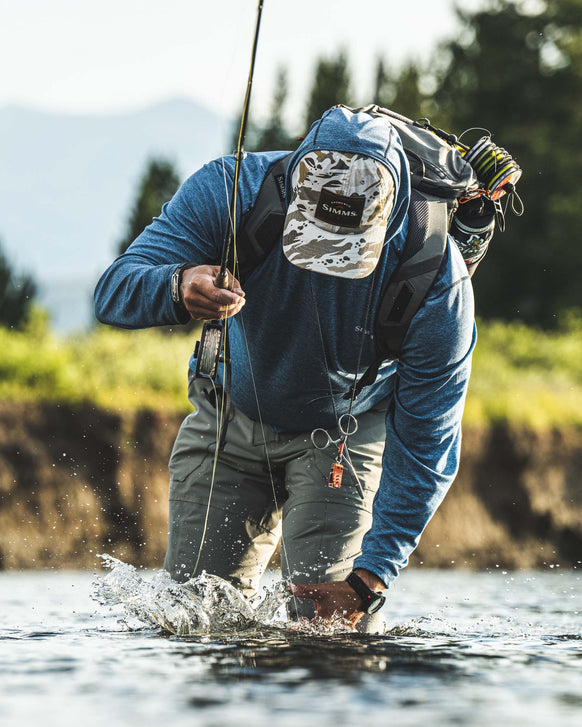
[[94, 107, 476, 587]]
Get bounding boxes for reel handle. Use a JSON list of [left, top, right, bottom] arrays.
[[215, 270, 231, 290]]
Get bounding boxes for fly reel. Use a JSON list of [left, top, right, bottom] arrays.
[[194, 322, 224, 379], [463, 136, 522, 202]]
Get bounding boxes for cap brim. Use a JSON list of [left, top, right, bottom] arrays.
[[282, 150, 395, 279], [282, 203, 386, 279]]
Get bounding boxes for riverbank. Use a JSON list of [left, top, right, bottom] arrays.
[[2, 312, 582, 427], [0, 399, 580, 570]]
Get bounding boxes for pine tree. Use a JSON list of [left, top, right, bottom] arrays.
[[228, 110, 262, 154], [433, 0, 582, 325], [0, 241, 37, 328], [373, 58, 395, 109], [373, 57, 428, 120], [254, 67, 297, 151], [391, 62, 424, 120], [304, 50, 353, 128], [118, 158, 181, 255]]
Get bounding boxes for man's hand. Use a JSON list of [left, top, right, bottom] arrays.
[[181, 265, 246, 321], [287, 569, 386, 628]]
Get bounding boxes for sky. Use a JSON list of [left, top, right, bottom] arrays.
[[0, 0, 471, 123]]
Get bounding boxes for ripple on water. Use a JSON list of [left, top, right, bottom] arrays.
[[1, 567, 580, 726]]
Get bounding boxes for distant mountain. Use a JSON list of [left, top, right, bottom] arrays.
[[0, 99, 231, 331]]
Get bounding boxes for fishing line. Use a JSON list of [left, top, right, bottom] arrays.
[[456, 127, 523, 207], [191, 313, 233, 578], [237, 311, 300, 616], [191, 374, 222, 579], [191, 1, 299, 616], [463, 137, 522, 202]]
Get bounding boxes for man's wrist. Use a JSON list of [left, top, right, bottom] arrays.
[[345, 570, 387, 614], [353, 568, 386, 593], [171, 263, 196, 309]]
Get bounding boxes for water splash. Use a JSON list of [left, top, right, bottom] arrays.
[[92, 555, 290, 636], [287, 614, 354, 636]]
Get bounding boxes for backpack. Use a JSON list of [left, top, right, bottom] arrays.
[[231, 104, 484, 398]]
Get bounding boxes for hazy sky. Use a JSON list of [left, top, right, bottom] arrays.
[[0, 0, 469, 121]]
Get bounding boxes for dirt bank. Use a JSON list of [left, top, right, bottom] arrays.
[[0, 401, 580, 570]]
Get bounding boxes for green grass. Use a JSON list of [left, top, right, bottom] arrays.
[[2, 310, 582, 427], [0, 311, 199, 413], [465, 313, 582, 427]]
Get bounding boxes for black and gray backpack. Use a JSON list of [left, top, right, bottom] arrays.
[[231, 104, 521, 395]]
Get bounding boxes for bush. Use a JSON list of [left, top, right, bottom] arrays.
[[0, 242, 37, 329], [0, 316, 199, 412], [1, 316, 581, 428], [465, 315, 582, 427]]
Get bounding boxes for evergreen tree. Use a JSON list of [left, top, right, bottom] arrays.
[[304, 50, 353, 128], [373, 58, 427, 120], [391, 62, 424, 120], [373, 58, 395, 108], [432, 0, 582, 325], [0, 241, 37, 328], [118, 158, 181, 255], [228, 109, 262, 154], [254, 67, 297, 151]]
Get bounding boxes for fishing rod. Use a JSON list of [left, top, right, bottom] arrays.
[[190, 1, 267, 581], [191, 2, 301, 599], [194, 0, 264, 383], [217, 0, 265, 289]]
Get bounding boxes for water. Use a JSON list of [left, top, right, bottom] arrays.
[[0, 566, 580, 727]]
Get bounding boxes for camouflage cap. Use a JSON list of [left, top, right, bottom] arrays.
[[282, 150, 395, 278]]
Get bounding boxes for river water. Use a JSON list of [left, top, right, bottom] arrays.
[[0, 565, 580, 727]]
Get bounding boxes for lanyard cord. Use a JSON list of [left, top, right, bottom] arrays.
[[309, 274, 340, 424], [348, 271, 377, 417], [308, 270, 378, 422]]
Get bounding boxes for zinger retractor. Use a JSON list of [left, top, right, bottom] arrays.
[[311, 414, 364, 499]]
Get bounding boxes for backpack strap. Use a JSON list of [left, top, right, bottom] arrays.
[[232, 153, 293, 281], [231, 153, 448, 401], [345, 190, 448, 400]]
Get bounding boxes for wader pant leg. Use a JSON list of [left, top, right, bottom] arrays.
[[164, 375, 389, 631], [164, 376, 283, 600], [280, 399, 387, 633]]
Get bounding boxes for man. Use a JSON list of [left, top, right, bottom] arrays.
[[95, 106, 475, 632]]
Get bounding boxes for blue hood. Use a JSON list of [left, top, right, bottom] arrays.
[[288, 105, 411, 249]]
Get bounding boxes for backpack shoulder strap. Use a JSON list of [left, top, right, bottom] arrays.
[[345, 190, 448, 400], [232, 153, 293, 281], [233, 152, 448, 400], [375, 190, 449, 359]]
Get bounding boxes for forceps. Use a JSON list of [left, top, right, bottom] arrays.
[[311, 413, 365, 500]]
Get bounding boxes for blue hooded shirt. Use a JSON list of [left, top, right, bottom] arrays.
[[94, 106, 476, 587]]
